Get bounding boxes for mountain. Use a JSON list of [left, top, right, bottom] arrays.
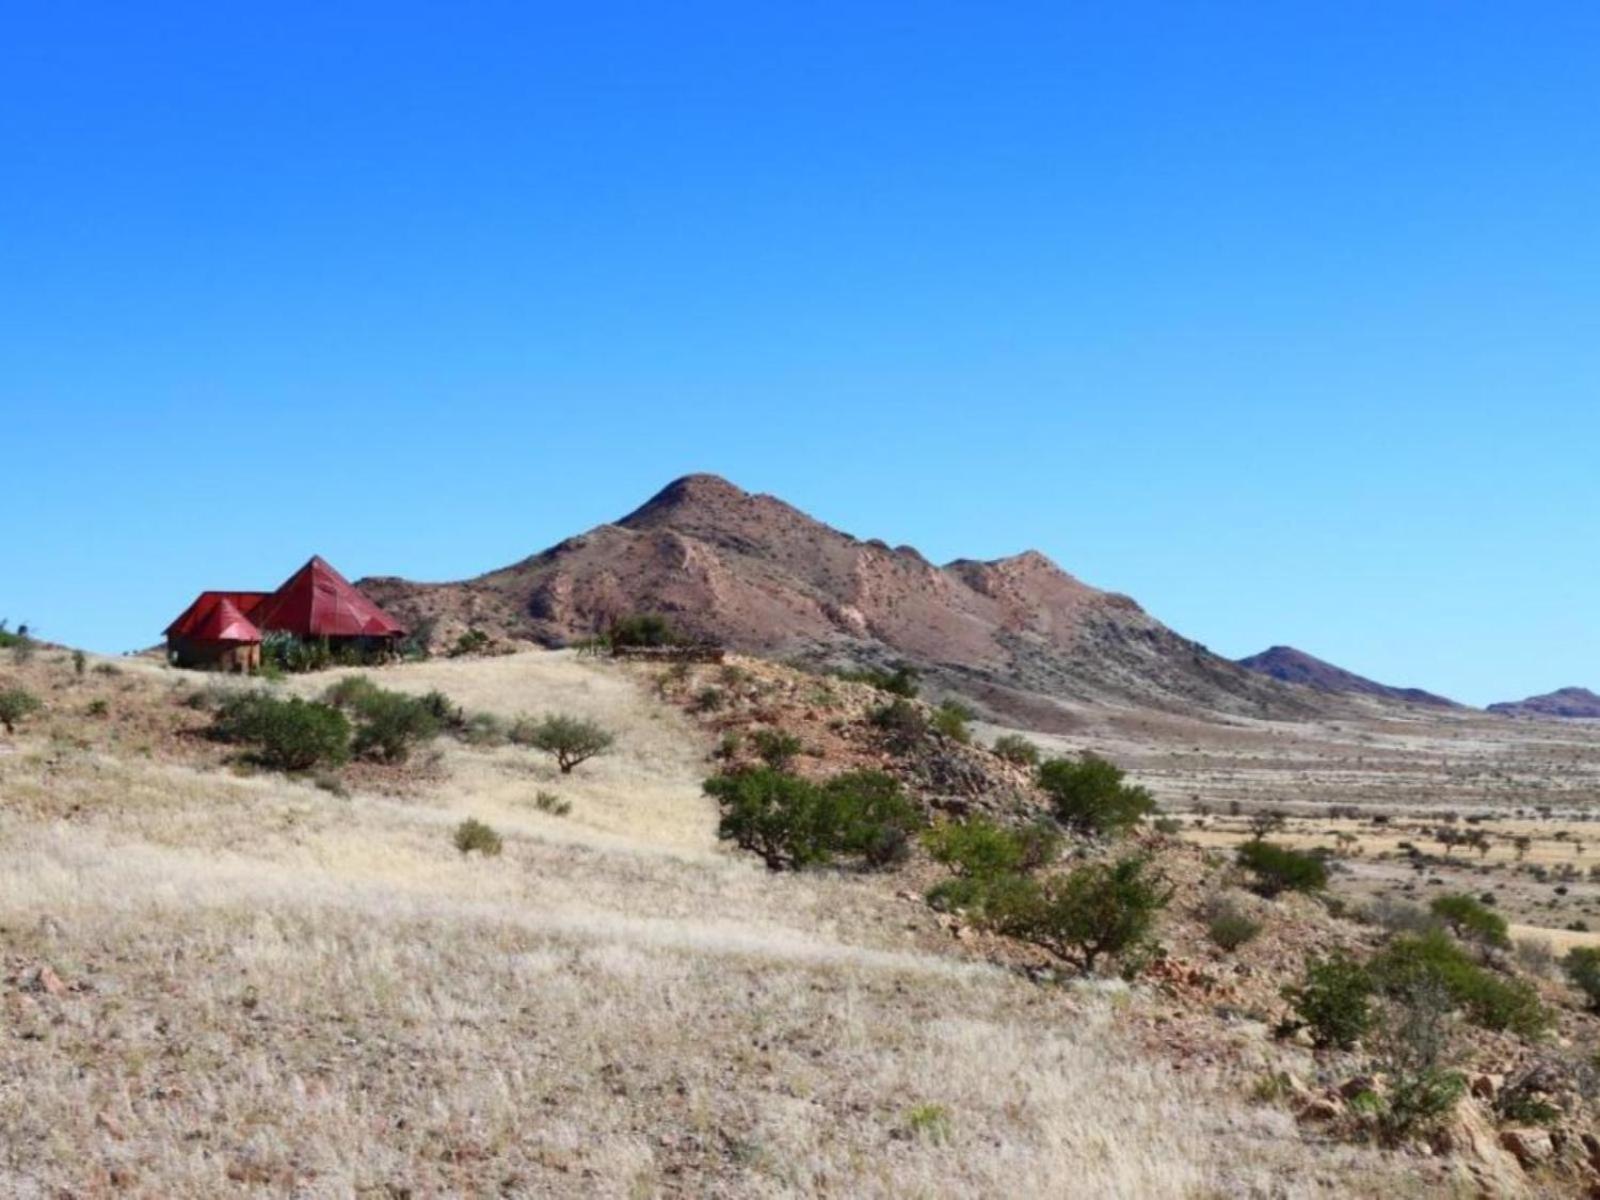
[[361, 474, 1335, 726], [1236, 645, 1462, 709], [1488, 687, 1600, 720]]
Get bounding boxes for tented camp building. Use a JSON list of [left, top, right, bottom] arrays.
[[164, 556, 405, 671]]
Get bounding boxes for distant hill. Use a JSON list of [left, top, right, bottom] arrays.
[[362, 474, 1335, 727], [1236, 645, 1462, 709], [1488, 687, 1600, 720]]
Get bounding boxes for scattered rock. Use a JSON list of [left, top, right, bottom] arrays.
[[1471, 1074, 1502, 1101], [1501, 1128, 1556, 1169], [21, 964, 66, 997]]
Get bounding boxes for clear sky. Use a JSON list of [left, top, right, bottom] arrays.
[[3, 3, 1596, 706]]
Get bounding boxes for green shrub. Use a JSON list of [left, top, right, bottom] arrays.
[[988, 856, 1171, 974], [1152, 816, 1182, 835], [836, 663, 921, 698], [322, 674, 383, 710], [705, 766, 920, 871], [931, 700, 973, 744], [609, 613, 681, 649], [460, 711, 506, 746], [1430, 893, 1510, 950], [991, 733, 1040, 766], [211, 693, 350, 771], [1283, 953, 1373, 1049], [86, 698, 109, 718], [419, 690, 464, 729], [0, 687, 42, 733], [750, 728, 803, 771], [1205, 899, 1263, 952], [1561, 946, 1600, 1011], [512, 713, 615, 773], [71, 649, 86, 676], [923, 816, 1059, 881], [1366, 977, 1467, 1144], [1236, 840, 1328, 898], [1036, 754, 1154, 838], [1369, 931, 1549, 1036], [449, 629, 491, 657], [453, 817, 503, 856], [533, 790, 571, 816], [351, 690, 441, 762], [692, 687, 725, 713], [870, 698, 928, 754]]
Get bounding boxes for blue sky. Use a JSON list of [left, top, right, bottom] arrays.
[[3, 3, 1596, 706]]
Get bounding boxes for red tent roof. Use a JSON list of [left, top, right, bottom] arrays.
[[164, 591, 271, 639], [188, 597, 262, 644], [247, 556, 406, 639]]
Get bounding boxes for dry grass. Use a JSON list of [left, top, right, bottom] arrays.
[[0, 651, 1416, 1197]]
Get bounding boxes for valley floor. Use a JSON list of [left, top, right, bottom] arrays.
[[0, 650, 1417, 1198]]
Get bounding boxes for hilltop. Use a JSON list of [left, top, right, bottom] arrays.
[[1237, 645, 1462, 710], [362, 474, 1327, 727], [1490, 687, 1600, 720]]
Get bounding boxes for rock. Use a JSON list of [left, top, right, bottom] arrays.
[[1470, 1074, 1502, 1101], [1338, 1075, 1378, 1100], [1501, 1128, 1556, 1169], [22, 964, 66, 997], [1297, 1097, 1342, 1123]]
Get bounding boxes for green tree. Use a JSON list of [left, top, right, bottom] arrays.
[[1429, 893, 1510, 951], [991, 856, 1171, 974], [1036, 754, 1155, 838], [514, 713, 615, 773]]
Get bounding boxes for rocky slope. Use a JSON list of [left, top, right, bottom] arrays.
[[1237, 645, 1462, 709], [363, 474, 1336, 726], [1489, 687, 1600, 720]]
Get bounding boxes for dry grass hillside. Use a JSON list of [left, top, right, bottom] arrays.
[[0, 647, 1425, 1198]]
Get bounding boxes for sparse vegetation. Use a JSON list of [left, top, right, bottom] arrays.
[[512, 713, 616, 773], [869, 697, 928, 754], [1204, 898, 1263, 952], [1561, 946, 1600, 1011], [608, 613, 681, 649], [1036, 754, 1154, 838], [750, 728, 802, 771], [836, 663, 920, 698], [449, 628, 492, 657], [533, 790, 572, 816], [923, 815, 1060, 913], [1368, 931, 1549, 1036], [991, 733, 1040, 766], [322, 675, 444, 763]]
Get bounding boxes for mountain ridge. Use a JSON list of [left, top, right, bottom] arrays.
[[1236, 644, 1462, 710], [361, 475, 1361, 727], [1488, 687, 1600, 720]]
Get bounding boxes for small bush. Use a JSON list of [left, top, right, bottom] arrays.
[[1037, 754, 1154, 838], [85, 698, 109, 717], [931, 700, 973, 744], [1562, 947, 1600, 1011], [692, 687, 725, 713], [870, 698, 927, 754], [1205, 899, 1263, 952], [512, 713, 615, 773], [750, 728, 803, 771], [1236, 841, 1328, 898], [449, 629, 492, 657], [453, 817, 503, 856], [1283, 953, 1373, 1049], [461, 711, 506, 746], [836, 663, 921, 698], [71, 649, 86, 676], [988, 855, 1171, 974], [211, 693, 350, 771], [904, 1103, 952, 1145], [351, 690, 441, 762], [706, 766, 921, 871], [533, 790, 571, 816], [1430, 893, 1510, 951], [1152, 816, 1182, 836], [609, 613, 680, 649], [991, 733, 1040, 766], [0, 687, 43, 733], [1366, 977, 1467, 1145]]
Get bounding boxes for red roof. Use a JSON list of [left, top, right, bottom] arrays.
[[247, 556, 406, 639], [188, 597, 262, 644], [164, 591, 270, 639]]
